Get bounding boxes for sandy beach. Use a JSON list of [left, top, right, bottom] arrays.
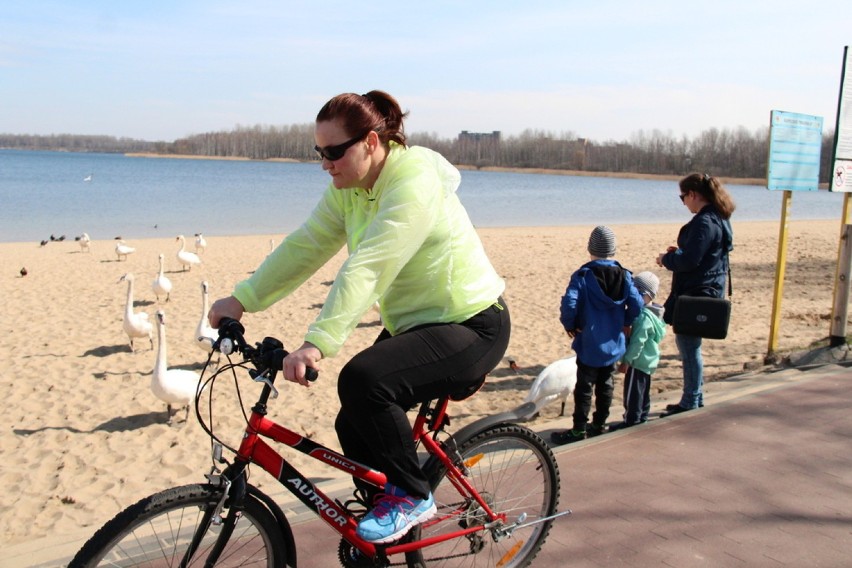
[[1, 219, 846, 547]]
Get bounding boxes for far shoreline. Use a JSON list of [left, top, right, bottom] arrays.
[[124, 152, 768, 187]]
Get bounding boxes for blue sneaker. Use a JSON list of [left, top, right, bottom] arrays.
[[356, 484, 437, 544]]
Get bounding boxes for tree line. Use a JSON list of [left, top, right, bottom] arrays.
[[0, 133, 170, 154], [0, 124, 838, 182]]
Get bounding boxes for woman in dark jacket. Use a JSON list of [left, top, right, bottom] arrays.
[[656, 173, 735, 414]]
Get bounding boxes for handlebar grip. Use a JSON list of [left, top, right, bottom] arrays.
[[305, 367, 319, 382], [218, 317, 245, 340], [269, 349, 319, 382]]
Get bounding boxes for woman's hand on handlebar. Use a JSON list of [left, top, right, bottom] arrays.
[[209, 296, 245, 328], [284, 342, 322, 387]]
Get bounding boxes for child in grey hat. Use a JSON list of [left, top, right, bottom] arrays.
[[552, 226, 645, 444], [611, 271, 666, 431]]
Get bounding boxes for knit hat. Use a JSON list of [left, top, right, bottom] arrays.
[[634, 271, 660, 300], [587, 225, 616, 258]]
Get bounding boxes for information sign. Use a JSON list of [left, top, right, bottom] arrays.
[[831, 46, 852, 192], [767, 110, 823, 191]]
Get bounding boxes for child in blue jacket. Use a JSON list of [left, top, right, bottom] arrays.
[[552, 226, 644, 444]]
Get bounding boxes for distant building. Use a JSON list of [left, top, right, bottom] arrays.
[[458, 130, 502, 144], [457, 131, 502, 166]]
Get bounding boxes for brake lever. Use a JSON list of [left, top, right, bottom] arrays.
[[249, 369, 279, 399]]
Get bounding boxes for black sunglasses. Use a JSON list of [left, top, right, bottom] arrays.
[[314, 132, 369, 161]]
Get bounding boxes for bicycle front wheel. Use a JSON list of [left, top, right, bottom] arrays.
[[410, 424, 560, 568], [69, 484, 287, 568]]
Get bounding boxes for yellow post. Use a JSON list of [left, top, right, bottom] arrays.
[[767, 190, 793, 360], [829, 193, 852, 346]]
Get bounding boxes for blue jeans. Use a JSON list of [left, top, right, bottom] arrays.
[[675, 334, 703, 409], [622, 366, 651, 424]]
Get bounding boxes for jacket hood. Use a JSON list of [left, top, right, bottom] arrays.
[[647, 302, 665, 320], [646, 303, 666, 340], [582, 261, 629, 310], [720, 215, 734, 253]]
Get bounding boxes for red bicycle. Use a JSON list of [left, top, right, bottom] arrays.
[[70, 318, 567, 567]]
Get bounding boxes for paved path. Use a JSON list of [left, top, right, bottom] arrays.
[[9, 363, 852, 567], [287, 363, 852, 567]]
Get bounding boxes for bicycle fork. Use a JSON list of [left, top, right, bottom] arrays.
[[180, 461, 249, 568]]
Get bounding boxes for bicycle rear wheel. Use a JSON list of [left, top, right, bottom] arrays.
[[69, 484, 287, 567], [410, 424, 560, 568]]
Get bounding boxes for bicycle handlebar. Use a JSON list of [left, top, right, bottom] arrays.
[[215, 317, 318, 382]]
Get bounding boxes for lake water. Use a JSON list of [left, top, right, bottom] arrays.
[[0, 149, 845, 243]]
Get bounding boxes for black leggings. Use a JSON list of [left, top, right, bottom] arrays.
[[335, 298, 510, 498]]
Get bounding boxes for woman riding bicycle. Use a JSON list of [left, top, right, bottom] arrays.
[[208, 90, 510, 544]]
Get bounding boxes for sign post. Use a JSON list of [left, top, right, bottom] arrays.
[[765, 110, 824, 359], [829, 46, 852, 346]]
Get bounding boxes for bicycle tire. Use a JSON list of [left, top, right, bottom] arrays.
[[69, 483, 287, 568], [408, 424, 560, 568]]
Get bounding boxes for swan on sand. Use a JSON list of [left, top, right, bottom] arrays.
[[175, 235, 202, 271], [118, 273, 153, 352], [515, 356, 578, 420], [195, 280, 217, 354], [152, 310, 201, 424], [151, 253, 173, 302], [115, 240, 136, 261]]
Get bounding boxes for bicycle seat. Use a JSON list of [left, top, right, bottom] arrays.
[[449, 375, 486, 401]]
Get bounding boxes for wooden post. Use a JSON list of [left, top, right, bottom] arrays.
[[767, 191, 793, 359], [829, 194, 852, 346]]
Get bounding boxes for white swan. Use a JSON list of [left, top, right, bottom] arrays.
[[118, 273, 153, 352], [521, 356, 578, 418], [195, 281, 217, 353], [151, 253, 173, 302], [152, 310, 200, 424], [175, 235, 202, 271], [194, 233, 207, 254], [115, 240, 136, 261], [77, 232, 91, 253]]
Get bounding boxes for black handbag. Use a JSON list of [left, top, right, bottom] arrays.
[[672, 295, 731, 339], [672, 259, 733, 340]]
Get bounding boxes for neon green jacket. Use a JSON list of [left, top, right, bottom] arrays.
[[233, 143, 505, 358]]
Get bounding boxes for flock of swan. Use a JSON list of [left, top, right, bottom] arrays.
[[103, 231, 576, 425], [111, 234, 214, 425]]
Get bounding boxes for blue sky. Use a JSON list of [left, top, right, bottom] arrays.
[[1, 1, 849, 143]]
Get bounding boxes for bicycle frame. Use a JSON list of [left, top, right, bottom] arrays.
[[225, 377, 506, 562]]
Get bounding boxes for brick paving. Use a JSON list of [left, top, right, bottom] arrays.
[[290, 364, 852, 567]]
